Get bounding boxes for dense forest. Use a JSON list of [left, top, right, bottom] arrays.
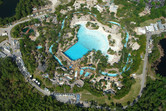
[[126, 77, 166, 110], [0, 0, 3, 5], [0, 0, 45, 26], [149, 32, 166, 63]]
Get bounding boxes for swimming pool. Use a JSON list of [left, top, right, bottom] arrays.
[[108, 21, 121, 26], [85, 72, 91, 77], [101, 72, 118, 77], [80, 70, 84, 75], [64, 23, 109, 60], [64, 42, 89, 60], [36, 45, 42, 49], [49, 44, 63, 66], [82, 67, 96, 70]]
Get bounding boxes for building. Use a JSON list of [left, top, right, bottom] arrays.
[[153, 23, 158, 31], [73, 0, 85, 10], [3, 47, 10, 54], [0, 52, 7, 58], [95, 5, 103, 13], [145, 25, 154, 32], [136, 27, 146, 35], [109, 3, 119, 13], [1, 32, 8, 36], [158, 21, 164, 30]]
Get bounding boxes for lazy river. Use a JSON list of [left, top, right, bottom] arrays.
[[50, 12, 132, 77], [49, 45, 63, 66]]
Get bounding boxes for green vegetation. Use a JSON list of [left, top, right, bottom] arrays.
[[0, 36, 8, 43], [73, 79, 103, 97], [114, 77, 136, 99], [55, 85, 71, 93], [0, 0, 3, 5], [80, 90, 107, 104], [113, 78, 141, 106], [113, 34, 146, 99], [149, 32, 166, 63], [126, 77, 166, 111], [0, 57, 98, 110], [115, 0, 166, 33], [20, 37, 38, 73], [0, 0, 45, 26], [86, 22, 99, 29], [12, 19, 40, 38]]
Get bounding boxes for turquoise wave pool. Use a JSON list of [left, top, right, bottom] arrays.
[[64, 23, 109, 60]]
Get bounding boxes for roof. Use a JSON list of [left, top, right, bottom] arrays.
[[158, 21, 164, 30], [145, 26, 154, 32], [0, 52, 6, 58]]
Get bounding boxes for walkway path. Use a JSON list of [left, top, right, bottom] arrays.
[[0, 14, 45, 57], [138, 33, 151, 96]]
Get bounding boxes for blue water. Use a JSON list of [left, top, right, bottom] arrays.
[[108, 21, 131, 73], [49, 45, 63, 66], [101, 72, 118, 77], [64, 23, 109, 60], [80, 70, 84, 75], [57, 16, 68, 41], [36, 46, 42, 49], [88, 12, 97, 17], [76, 94, 80, 103], [55, 13, 132, 75], [122, 53, 131, 72], [108, 21, 129, 48], [124, 31, 129, 48], [82, 67, 96, 70], [64, 42, 89, 60], [61, 16, 68, 30], [85, 72, 91, 77], [108, 21, 121, 26]]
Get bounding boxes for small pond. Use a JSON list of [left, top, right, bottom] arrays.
[[155, 39, 166, 77], [0, 0, 19, 18]]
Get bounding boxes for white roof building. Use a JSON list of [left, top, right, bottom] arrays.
[[153, 23, 158, 31], [74, 71, 78, 78], [137, 27, 146, 35], [109, 3, 119, 13], [1, 33, 8, 36], [145, 26, 154, 32], [95, 5, 103, 13], [3, 47, 10, 53]]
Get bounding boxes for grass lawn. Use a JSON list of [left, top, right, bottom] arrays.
[[33, 70, 53, 88], [60, 0, 68, 4], [80, 90, 110, 104], [140, 17, 162, 27], [147, 63, 157, 80], [79, 78, 141, 106], [112, 78, 141, 106], [0, 36, 8, 43], [135, 60, 144, 75]]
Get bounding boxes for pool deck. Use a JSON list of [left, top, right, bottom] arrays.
[[59, 50, 72, 63]]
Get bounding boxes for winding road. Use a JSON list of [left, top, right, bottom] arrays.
[[0, 14, 45, 57], [139, 33, 151, 96], [0, 14, 51, 96]]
